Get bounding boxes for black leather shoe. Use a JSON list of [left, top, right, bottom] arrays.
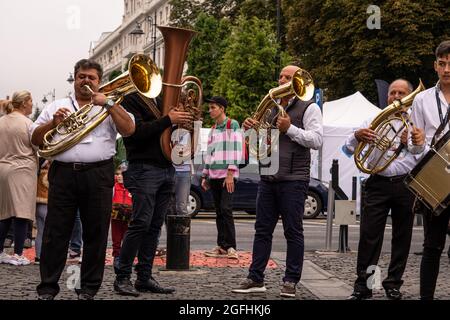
[[37, 294, 54, 300], [77, 293, 94, 300], [114, 278, 140, 297], [135, 277, 175, 294], [347, 291, 372, 300], [385, 288, 402, 300]]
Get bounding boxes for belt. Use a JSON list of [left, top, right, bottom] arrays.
[[54, 158, 113, 171], [373, 174, 407, 182]]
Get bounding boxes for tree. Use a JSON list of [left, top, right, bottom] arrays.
[[109, 69, 122, 81], [213, 15, 280, 124], [187, 13, 231, 101], [170, 0, 244, 28], [283, 0, 450, 103]]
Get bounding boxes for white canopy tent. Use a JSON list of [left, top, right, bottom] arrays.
[[311, 92, 381, 200]]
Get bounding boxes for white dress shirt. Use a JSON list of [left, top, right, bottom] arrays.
[[30, 94, 134, 163], [344, 115, 419, 177], [286, 102, 323, 150], [408, 82, 450, 156]]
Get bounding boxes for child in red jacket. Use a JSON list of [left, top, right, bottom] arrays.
[[111, 169, 132, 269]]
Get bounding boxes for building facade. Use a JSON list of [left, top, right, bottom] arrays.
[[89, 0, 172, 82]]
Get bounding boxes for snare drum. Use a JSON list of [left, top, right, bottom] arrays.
[[405, 130, 450, 216]]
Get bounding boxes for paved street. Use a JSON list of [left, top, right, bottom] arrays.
[[0, 216, 449, 301]]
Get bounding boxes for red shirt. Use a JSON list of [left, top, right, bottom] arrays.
[[112, 182, 132, 207]]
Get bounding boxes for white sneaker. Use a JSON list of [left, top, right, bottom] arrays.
[[0, 251, 12, 264], [204, 246, 227, 257], [227, 248, 239, 259], [6, 254, 31, 266]]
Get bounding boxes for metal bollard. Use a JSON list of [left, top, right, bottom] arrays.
[[166, 215, 191, 270]]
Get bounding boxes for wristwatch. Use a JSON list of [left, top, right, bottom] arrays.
[[104, 99, 115, 110]]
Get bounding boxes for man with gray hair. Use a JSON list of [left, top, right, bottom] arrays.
[[344, 79, 416, 300]]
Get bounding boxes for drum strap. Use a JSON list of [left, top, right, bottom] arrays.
[[431, 91, 450, 147]]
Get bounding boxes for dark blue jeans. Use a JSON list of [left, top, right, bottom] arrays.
[[249, 180, 308, 284], [116, 163, 175, 281]]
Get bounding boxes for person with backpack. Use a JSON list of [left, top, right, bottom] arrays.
[[202, 96, 242, 260]]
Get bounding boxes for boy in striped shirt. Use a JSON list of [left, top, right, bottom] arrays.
[[201, 96, 242, 259]]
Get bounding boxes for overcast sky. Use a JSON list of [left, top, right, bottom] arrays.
[[0, 0, 123, 109]]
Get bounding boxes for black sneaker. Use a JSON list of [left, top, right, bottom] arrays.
[[385, 288, 402, 300], [78, 293, 94, 300], [134, 277, 175, 294], [34, 257, 40, 265], [232, 278, 267, 293], [114, 278, 140, 297], [280, 281, 296, 298], [37, 293, 54, 300], [347, 291, 373, 300]]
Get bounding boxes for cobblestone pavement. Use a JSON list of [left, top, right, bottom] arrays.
[[306, 251, 450, 300], [0, 250, 316, 300], [1, 249, 449, 300]]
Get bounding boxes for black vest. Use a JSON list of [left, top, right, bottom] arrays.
[[261, 98, 313, 182]]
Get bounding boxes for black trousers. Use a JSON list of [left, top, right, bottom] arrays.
[[209, 178, 236, 250], [420, 206, 450, 300], [37, 159, 114, 297], [354, 174, 415, 293]]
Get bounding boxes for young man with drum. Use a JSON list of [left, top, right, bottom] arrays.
[[408, 40, 450, 300]]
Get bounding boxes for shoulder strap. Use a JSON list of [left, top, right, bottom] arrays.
[[431, 107, 450, 147], [136, 94, 161, 119]]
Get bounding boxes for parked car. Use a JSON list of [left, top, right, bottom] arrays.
[[187, 164, 328, 219]]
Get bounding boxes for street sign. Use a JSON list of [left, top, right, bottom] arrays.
[[314, 88, 324, 112]]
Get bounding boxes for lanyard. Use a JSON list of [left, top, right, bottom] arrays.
[[68, 96, 78, 112], [435, 90, 449, 126]]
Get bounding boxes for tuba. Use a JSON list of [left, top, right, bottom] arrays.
[[158, 26, 203, 162], [247, 68, 315, 159], [39, 54, 161, 159], [354, 80, 425, 174]]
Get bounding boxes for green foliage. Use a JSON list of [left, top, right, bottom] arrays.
[[109, 69, 122, 81], [283, 0, 450, 104], [169, 0, 245, 28], [213, 15, 279, 124], [187, 13, 231, 100]]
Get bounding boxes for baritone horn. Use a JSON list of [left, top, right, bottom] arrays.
[[354, 80, 425, 174], [38, 54, 161, 159], [247, 68, 315, 159]]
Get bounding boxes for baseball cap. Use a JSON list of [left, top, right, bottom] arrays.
[[204, 96, 228, 109]]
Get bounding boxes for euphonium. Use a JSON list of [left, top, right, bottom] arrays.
[[158, 26, 203, 161], [354, 80, 425, 174], [247, 68, 315, 159], [39, 54, 161, 159]]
